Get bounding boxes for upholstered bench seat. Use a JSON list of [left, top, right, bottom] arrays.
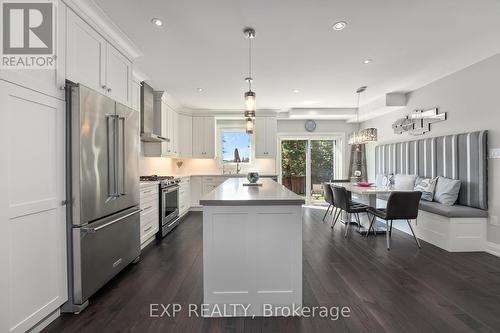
[[376, 193, 488, 218], [418, 201, 488, 218]]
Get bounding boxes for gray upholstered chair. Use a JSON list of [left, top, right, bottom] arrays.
[[322, 183, 334, 221], [331, 185, 369, 237], [366, 191, 422, 250]]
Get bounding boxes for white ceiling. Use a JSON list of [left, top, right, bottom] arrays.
[[95, 0, 500, 112]]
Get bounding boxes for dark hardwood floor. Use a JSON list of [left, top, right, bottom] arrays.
[[44, 208, 500, 333]]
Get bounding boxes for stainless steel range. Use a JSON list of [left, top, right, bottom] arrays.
[[140, 175, 181, 237]]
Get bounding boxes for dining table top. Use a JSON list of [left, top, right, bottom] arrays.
[[327, 182, 394, 195]]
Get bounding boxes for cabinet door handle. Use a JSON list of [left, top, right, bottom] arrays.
[[102, 85, 107, 90], [143, 205, 153, 211], [144, 225, 153, 232], [107, 88, 112, 92], [142, 190, 152, 194]]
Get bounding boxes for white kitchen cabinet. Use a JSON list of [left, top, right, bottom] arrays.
[[179, 177, 191, 215], [139, 183, 159, 248], [66, 9, 132, 105], [0, 80, 67, 333], [192, 117, 215, 158], [105, 44, 132, 105], [255, 117, 277, 158], [178, 114, 193, 158], [190, 176, 202, 207], [66, 9, 106, 93], [170, 110, 179, 156]]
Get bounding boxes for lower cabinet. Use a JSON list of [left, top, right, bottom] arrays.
[[191, 176, 202, 207], [0, 80, 67, 333], [139, 183, 159, 248], [179, 177, 191, 216]]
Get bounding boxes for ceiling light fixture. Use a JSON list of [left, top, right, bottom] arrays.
[[151, 18, 163, 27], [348, 86, 378, 145], [293, 89, 300, 93], [197, 88, 203, 92], [363, 59, 373, 64], [332, 21, 347, 31], [243, 27, 257, 133]]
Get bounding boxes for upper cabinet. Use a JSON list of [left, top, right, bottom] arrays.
[[178, 114, 193, 158], [255, 117, 277, 158], [105, 45, 132, 105], [192, 117, 215, 158], [66, 9, 132, 106]]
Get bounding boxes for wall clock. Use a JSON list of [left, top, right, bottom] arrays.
[[305, 120, 316, 132]]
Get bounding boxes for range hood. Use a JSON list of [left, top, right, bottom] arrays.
[[141, 82, 167, 142]]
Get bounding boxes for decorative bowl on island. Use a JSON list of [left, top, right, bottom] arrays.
[[247, 172, 260, 183], [357, 182, 374, 187]]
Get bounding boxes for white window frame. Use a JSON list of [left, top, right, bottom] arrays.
[[217, 125, 253, 166]]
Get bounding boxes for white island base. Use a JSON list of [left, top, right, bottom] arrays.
[[201, 178, 304, 317]]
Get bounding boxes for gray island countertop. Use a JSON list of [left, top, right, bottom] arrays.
[[199, 178, 305, 206]]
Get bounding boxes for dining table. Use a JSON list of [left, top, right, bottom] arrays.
[[327, 182, 395, 234]]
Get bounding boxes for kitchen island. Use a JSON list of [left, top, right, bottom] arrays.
[[200, 178, 304, 317]]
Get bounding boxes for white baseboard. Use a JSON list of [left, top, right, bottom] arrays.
[[28, 309, 60, 333], [485, 241, 500, 257]]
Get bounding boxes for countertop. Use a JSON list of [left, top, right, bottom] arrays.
[[199, 177, 305, 206], [173, 174, 278, 178]]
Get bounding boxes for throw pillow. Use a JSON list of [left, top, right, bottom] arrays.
[[434, 177, 461, 206], [394, 174, 418, 191], [414, 177, 437, 201]]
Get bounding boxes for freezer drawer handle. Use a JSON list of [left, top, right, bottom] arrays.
[[82, 209, 142, 233]]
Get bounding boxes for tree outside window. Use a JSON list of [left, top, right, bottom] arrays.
[[221, 131, 251, 163]]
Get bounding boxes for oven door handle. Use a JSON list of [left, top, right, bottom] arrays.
[[163, 185, 180, 193]]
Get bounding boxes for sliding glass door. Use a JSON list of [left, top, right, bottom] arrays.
[[281, 140, 307, 197], [279, 136, 342, 203], [310, 139, 335, 202]]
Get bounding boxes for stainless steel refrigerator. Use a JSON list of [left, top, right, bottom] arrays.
[[63, 83, 140, 313]]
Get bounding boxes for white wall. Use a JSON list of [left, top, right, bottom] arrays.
[[362, 52, 500, 247]]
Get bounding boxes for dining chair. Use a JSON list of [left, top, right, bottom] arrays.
[[331, 185, 369, 237], [366, 191, 422, 250], [322, 183, 334, 221]]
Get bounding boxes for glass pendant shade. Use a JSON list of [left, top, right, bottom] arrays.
[[244, 91, 256, 113], [245, 117, 254, 134]]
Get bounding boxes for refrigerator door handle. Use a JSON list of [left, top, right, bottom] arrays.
[[106, 115, 119, 198], [81, 208, 142, 233], [118, 116, 126, 196]]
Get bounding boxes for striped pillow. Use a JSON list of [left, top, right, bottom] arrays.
[[414, 177, 437, 201]]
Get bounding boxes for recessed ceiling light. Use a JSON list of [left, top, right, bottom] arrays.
[[363, 59, 373, 64], [151, 18, 163, 27], [332, 21, 347, 31], [293, 89, 300, 93], [197, 88, 203, 92]]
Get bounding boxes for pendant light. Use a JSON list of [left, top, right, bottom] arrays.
[[348, 86, 378, 145], [244, 28, 256, 126], [245, 117, 254, 134]]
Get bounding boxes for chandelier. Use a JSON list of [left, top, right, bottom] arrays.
[[348, 86, 378, 145], [243, 28, 256, 133]]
